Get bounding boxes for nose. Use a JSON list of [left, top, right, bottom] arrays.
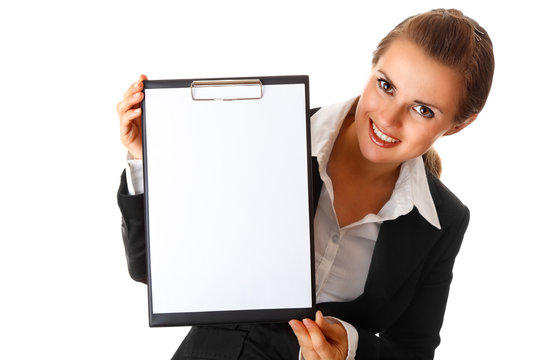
[[378, 103, 402, 129]]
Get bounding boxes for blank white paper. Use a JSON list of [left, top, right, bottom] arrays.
[[144, 83, 312, 314]]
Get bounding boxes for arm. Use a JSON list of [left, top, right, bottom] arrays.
[[117, 169, 148, 283], [116, 74, 148, 283]]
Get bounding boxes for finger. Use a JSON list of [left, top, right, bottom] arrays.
[[120, 108, 141, 130], [124, 74, 147, 97], [120, 74, 147, 110], [120, 109, 142, 141], [315, 311, 346, 342], [289, 320, 318, 359], [315, 310, 324, 325], [303, 318, 333, 358], [117, 91, 144, 116], [123, 73, 147, 98], [315, 311, 335, 336], [123, 80, 143, 98], [122, 74, 148, 98]]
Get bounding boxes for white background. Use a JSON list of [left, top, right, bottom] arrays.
[[1, 0, 538, 359]]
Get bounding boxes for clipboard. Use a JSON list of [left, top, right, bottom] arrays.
[[141, 75, 315, 327]]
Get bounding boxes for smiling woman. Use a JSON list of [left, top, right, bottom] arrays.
[[354, 38, 469, 167], [116, 7, 494, 360]]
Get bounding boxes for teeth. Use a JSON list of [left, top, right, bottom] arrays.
[[372, 121, 399, 143]]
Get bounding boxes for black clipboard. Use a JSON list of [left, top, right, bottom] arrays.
[[141, 75, 315, 327]]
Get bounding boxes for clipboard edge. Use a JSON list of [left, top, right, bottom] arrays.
[[141, 75, 316, 327], [149, 307, 316, 327]]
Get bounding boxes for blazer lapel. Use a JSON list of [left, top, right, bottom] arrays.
[[311, 157, 323, 206], [361, 207, 443, 310]]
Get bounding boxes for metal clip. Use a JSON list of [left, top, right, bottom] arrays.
[[191, 79, 263, 101]]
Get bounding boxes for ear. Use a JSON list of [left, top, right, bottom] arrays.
[[443, 114, 478, 136]]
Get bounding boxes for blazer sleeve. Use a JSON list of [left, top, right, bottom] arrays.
[[117, 170, 148, 284], [354, 207, 470, 360]]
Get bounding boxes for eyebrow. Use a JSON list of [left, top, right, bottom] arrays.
[[376, 69, 444, 114]]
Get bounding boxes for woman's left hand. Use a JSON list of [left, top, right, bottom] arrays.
[[289, 310, 348, 360]]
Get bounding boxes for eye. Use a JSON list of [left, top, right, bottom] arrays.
[[412, 105, 435, 118], [377, 78, 395, 94]]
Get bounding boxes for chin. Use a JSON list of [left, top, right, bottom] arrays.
[[359, 142, 400, 165]]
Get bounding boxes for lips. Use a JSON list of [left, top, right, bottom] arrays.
[[368, 119, 401, 148]]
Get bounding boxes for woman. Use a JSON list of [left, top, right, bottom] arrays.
[[116, 8, 494, 360]]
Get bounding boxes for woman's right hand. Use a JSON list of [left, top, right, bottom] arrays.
[[117, 74, 148, 160]]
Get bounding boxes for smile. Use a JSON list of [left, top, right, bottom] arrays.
[[371, 121, 400, 143], [368, 119, 401, 148]]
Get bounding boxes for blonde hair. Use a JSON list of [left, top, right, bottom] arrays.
[[422, 148, 442, 178]]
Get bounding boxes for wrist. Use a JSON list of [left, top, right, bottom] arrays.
[[127, 150, 142, 161]]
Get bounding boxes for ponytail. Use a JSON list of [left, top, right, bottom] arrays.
[[423, 147, 442, 178]]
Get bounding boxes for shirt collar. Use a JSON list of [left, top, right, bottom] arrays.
[[311, 96, 441, 230], [384, 157, 441, 229]]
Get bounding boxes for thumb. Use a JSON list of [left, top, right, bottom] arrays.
[[315, 311, 331, 331], [138, 74, 148, 83], [315, 311, 343, 340]]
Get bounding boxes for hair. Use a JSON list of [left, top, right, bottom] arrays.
[[371, 8, 495, 178]]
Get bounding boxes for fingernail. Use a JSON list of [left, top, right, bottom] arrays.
[[134, 108, 141, 113], [132, 82, 139, 89], [288, 320, 298, 330], [302, 319, 311, 327], [133, 92, 141, 98]]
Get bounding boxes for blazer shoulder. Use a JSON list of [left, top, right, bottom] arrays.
[[426, 171, 470, 227]]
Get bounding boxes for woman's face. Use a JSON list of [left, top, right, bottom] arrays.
[[355, 38, 471, 167]]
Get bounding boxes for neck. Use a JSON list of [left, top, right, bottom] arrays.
[[331, 114, 401, 186]]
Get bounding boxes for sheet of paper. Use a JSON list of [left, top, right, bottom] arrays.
[[144, 83, 312, 314]]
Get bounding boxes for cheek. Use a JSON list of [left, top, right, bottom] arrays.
[[358, 85, 380, 114], [406, 124, 446, 150]]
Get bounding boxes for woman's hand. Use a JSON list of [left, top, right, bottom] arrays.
[[289, 311, 348, 360], [117, 74, 147, 160]]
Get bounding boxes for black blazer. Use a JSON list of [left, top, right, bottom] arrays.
[[117, 135, 469, 360]]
